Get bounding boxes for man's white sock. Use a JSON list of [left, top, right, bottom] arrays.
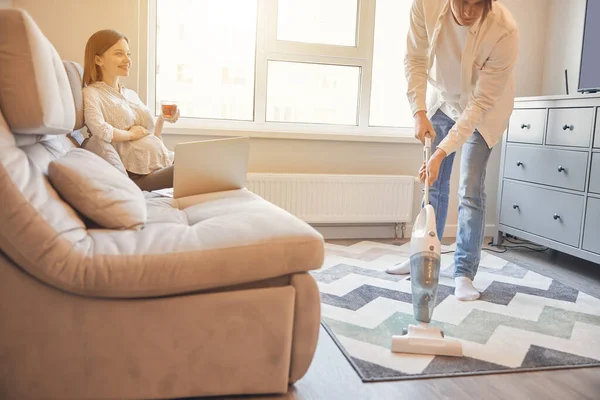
[[386, 259, 411, 275], [454, 277, 480, 301]]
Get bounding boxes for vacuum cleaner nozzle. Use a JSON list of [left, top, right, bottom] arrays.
[[391, 324, 463, 357]]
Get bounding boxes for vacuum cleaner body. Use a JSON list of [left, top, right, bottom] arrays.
[[390, 135, 463, 358], [409, 204, 441, 324]]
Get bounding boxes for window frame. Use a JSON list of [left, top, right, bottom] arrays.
[[144, 0, 415, 142]]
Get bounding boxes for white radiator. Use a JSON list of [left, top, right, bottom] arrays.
[[246, 173, 415, 224]]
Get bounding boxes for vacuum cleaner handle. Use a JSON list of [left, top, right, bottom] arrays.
[[424, 133, 432, 162], [423, 132, 432, 204]]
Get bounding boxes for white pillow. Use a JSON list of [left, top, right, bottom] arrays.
[[48, 148, 146, 230]]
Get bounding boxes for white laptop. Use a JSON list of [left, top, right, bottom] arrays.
[[156, 136, 250, 199]]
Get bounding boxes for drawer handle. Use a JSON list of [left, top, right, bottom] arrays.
[[520, 123, 530, 129], [562, 124, 574, 131], [557, 166, 566, 173], [516, 161, 524, 167], [513, 204, 519, 210], [553, 213, 561, 220]]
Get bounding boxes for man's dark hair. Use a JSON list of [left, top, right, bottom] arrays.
[[482, 0, 497, 21], [455, 0, 497, 22]]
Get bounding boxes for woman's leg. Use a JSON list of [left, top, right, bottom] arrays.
[[128, 165, 174, 192], [453, 130, 492, 300]]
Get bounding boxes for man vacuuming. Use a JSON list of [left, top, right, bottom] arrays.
[[387, 0, 519, 302]]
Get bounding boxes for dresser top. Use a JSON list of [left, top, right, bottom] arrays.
[[516, 93, 600, 102]]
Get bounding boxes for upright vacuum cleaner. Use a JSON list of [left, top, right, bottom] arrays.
[[390, 133, 463, 357]]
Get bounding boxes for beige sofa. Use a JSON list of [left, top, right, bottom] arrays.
[[0, 9, 324, 400]]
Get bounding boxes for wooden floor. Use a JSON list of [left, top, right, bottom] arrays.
[[225, 238, 600, 400]]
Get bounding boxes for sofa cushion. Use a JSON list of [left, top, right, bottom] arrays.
[[48, 148, 146, 230], [83, 189, 324, 297], [0, 9, 75, 134], [82, 135, 128, 176]]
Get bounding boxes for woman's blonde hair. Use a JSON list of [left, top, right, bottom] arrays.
[[83, 29, 128, 86]]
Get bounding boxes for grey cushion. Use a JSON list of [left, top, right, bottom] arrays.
[[63, 60, 85, 131], [48, 148, 146, 230], [82, 134, 128, 176]]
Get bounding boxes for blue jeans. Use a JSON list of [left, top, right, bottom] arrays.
[[426, 109, 492, 280]]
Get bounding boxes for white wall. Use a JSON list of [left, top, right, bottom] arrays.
[[542, 0, 587, 95], [0, 0, 13, 8], [13, 0, 141, 91], [10, 0, 551, 238], [503, 0, 550, 96]]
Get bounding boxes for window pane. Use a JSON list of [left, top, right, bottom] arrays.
[[155, 0, 257, 121], [369, 0, 414, 128], [277, 0, 358, 46], [266, 61, 360, 125]]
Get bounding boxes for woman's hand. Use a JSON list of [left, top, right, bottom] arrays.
[[128, 125, 151, 140], [414, 111, 435, 144], [419, 149, 447, 185]]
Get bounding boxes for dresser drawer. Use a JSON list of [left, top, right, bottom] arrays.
[[582, 197, 600, 254], [590, 153, 600, 194], [507, 109, 546, 144], [504, 145, 588, 191], [595, 109, 600, 149], [500, 181, 584, 247], [546, 108, 594, 147]]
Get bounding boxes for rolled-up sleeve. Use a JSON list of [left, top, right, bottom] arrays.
[[404, 0, 430, 116], [82, 88, 114, 143]]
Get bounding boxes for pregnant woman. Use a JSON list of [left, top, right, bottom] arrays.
[[82, 29, 179, 190]]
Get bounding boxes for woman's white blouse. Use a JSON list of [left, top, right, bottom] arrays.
[[83, 81, 173, 175]]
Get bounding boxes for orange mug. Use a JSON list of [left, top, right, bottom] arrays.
[[161, 100, 178, 119]]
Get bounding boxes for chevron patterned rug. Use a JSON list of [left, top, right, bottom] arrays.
[[313, 241, 600, 381]]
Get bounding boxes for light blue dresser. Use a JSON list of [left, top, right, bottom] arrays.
[[495, 94, 600, 265]]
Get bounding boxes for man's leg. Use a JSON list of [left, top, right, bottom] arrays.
[[427, 115, 457, 241], [387, 110, 456, 274], [454, 131, 492, 300]]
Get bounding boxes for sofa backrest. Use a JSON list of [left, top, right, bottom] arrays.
[[0, 9, 90, 287], [0, 10, 76, 135]]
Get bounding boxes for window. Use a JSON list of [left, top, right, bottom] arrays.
[[266, 61, 360, 125], [154, 0, 257, 121], [149, 0, 414, 137], [276, 0, 359, 46], [370, 0, 415, 128]]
